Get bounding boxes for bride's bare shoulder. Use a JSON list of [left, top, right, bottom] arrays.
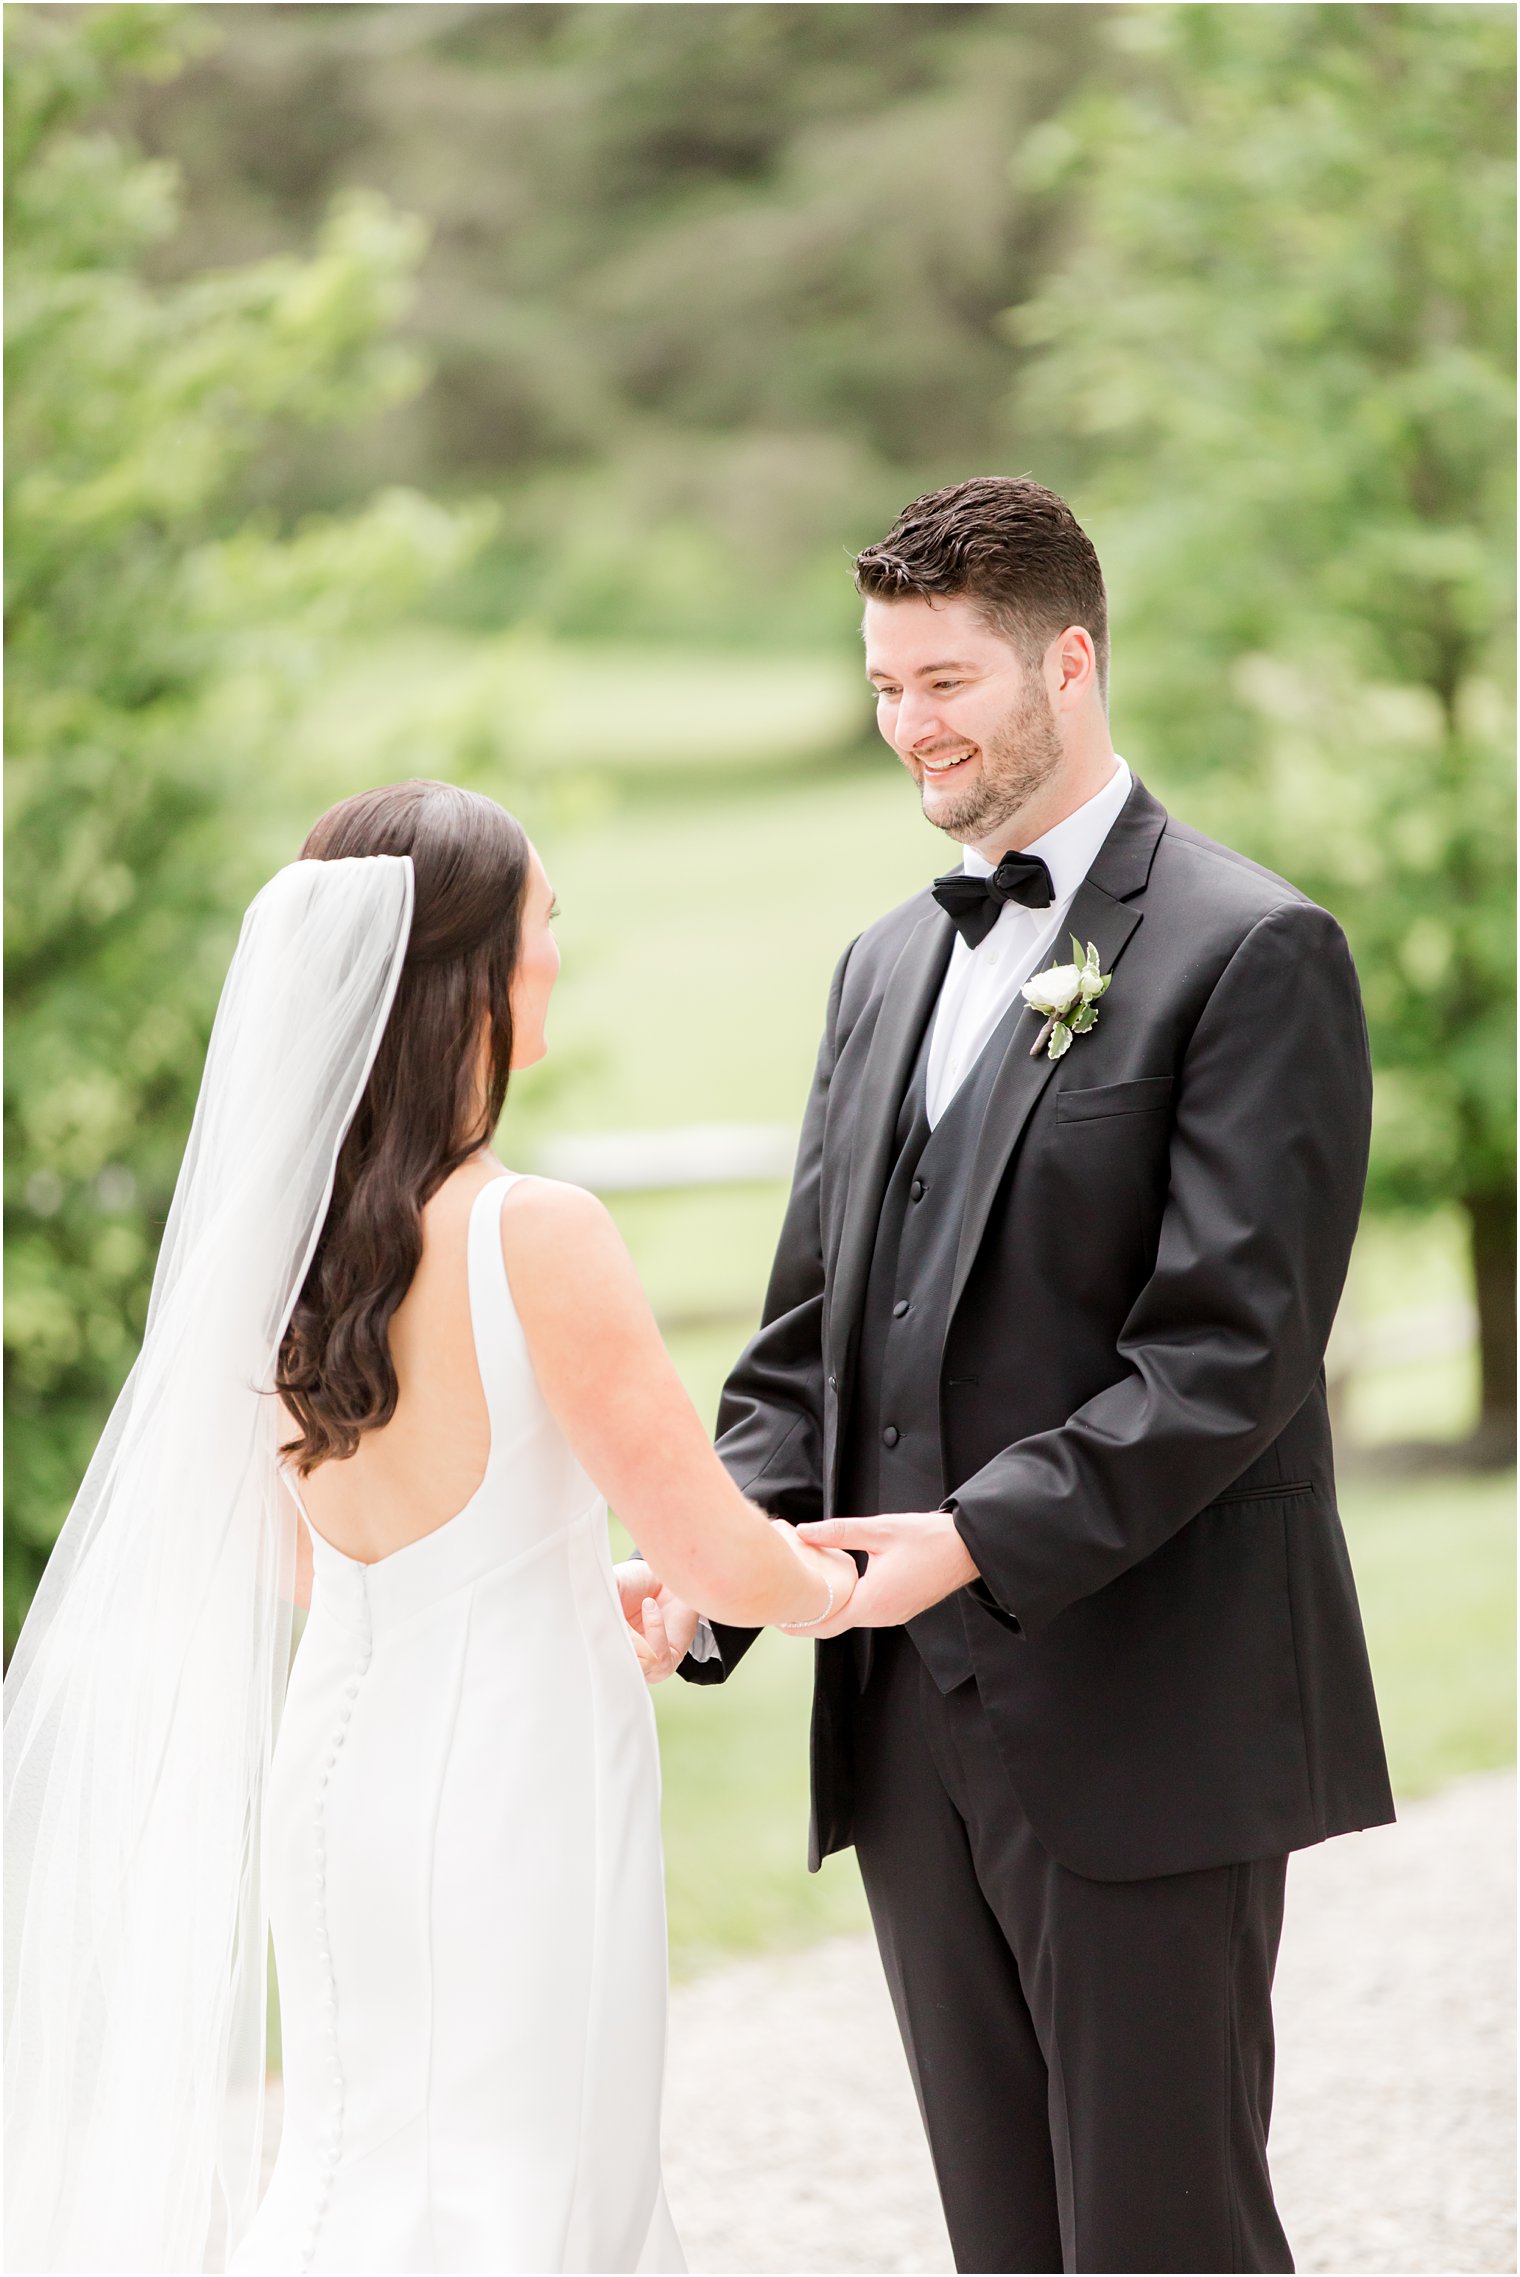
[[499, 1173, 619, 1262], [497, 1175, 647, 1327]]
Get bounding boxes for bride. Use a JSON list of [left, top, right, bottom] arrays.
[[3, 778, 857, 2274]]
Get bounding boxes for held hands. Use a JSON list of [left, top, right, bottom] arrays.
[[787, 1511, 979, 1639], [612, 1508, 981, 1672], [612, 1562, 700, 1684]]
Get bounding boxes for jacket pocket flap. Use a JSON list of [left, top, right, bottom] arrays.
[[1056, 1075, 1174, 1123]]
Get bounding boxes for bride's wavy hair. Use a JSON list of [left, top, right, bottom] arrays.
[[275, 778, 531, 1473]]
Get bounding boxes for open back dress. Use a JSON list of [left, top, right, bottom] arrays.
[[229, 1173, 683, 2275]]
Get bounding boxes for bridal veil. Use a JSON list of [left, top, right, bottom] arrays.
[[4, 853, 415, 2271]]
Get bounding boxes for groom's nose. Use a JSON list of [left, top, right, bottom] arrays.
[[894, 691, 947, 753]]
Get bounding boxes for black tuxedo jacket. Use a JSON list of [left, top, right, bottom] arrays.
[[686, 776, 1395, 1881]]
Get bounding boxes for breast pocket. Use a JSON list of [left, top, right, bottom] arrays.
[[1055, 1075, 1174, 1124], [1052, 1076, 1174, 1266]]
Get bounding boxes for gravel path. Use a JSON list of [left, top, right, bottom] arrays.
[[660, 1769, 1516, 2275]]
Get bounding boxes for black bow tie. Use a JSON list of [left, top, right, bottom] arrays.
[[931, 851, 1055, 950]]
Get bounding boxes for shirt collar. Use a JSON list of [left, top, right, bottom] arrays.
[[960, 755, 1133, 902]]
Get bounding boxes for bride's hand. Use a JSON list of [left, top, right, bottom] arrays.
[[771, 1521, 859, 1639], [613, 1561, 701, 1683]]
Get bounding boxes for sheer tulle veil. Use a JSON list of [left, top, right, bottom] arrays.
[[4, 852, 416, 2271]]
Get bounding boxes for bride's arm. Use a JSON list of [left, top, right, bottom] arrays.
[[499, 1177, 856, 1631]]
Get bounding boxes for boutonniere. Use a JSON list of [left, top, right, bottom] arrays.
[[1021, 936, 1113, 1060]]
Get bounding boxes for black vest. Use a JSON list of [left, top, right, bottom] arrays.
[[838, 986, 1031, 1691]]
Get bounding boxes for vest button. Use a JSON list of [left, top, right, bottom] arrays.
[[909, 1178, 925, 1201], [892, 1299, 910, 1318], [882, 1425, 900, 1448]]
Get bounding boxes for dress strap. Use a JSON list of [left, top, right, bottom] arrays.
[[275, 1455, 316, 1538], [465, 1172, 528, 1445]]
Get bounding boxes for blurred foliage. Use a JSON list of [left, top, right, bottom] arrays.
[[1009, 2, 1516, 1444], [121, 1, 1112, 643], [3, 1, 493, 1649]]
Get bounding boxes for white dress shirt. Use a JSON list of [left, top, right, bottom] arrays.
[[925, 757, 1132, 1127]]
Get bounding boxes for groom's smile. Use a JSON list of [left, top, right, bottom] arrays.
[[914, 741, 979, 778]]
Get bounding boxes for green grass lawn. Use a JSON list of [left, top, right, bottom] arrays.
[[1339, 1470, 1516, 1799], [651, 1629, 871, 1978]]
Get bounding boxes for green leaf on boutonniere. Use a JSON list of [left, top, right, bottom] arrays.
[[1048, 1020, 1074, 1059], [1068, 1002, 1098, 1034]]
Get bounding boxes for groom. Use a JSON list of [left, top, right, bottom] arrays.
[[657, 477, 1394, 2273]]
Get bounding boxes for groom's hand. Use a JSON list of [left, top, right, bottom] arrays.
[[793, 1512, 979, 1633], [613, 1561, 701, 1682]]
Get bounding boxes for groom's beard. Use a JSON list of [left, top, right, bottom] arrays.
[[925, 681, 1065, 848]]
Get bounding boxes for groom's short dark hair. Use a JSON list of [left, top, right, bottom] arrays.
[[854, 476, 1110, 707]]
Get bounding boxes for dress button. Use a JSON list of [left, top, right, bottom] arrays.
[[882, 1426, 900, 1448], [892, 1299, 910, 1319], [343, 1676, 360, 1698], [909, 1178, 925, 1201]]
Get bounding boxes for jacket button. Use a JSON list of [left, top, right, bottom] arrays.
[[909, 1178, 925, 1201], [892, 1299, 910, 1319], [827, 1373, 837, 1391], [882, 1425, 899, 1448]]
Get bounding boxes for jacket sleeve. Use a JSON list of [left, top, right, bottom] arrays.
[[678, 937, 856, 1685], [947, 900, 1372, 1640]]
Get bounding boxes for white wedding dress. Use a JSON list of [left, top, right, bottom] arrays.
[[229, 1173, 684, 2276]]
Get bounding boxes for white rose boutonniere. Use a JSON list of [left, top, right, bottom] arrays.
[[1021, 936, 1113, 1061]]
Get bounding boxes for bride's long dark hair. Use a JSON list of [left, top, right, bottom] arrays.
[[275, 779, 531, 1473]]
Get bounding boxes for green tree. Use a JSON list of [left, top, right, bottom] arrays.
[[1012, 2, 1515, 1456], [4, 2, 490, 1649]]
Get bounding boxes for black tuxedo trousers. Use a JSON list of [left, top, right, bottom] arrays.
[[854, 1625, 1292, 2274], [685, 780, 1394, 2269]]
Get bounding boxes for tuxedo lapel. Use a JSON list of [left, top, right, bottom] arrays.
[[945, 882, 1141, 1326], [945, 777, 1168, 1327], [825, 907, 951, 1371]]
